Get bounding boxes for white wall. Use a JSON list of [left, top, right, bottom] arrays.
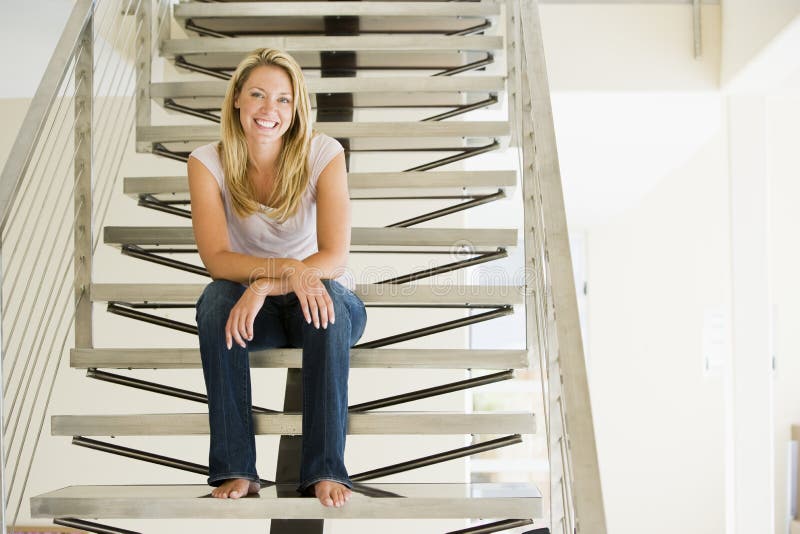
[[585, 105, 729, 534], [768, 94, 800, 534]]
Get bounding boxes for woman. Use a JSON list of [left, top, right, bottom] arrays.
[[188, 48, 366, 508]]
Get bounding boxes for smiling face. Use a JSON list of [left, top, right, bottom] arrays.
[[234, 64, 294, 145]]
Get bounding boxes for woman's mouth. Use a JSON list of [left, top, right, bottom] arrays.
[[254, 118, 279, 130]]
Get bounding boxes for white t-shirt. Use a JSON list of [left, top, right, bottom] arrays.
[[189, 132, 355, 290]]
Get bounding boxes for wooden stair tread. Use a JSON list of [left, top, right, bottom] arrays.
[[138, 122, 509, 143], [161, 35, 503, 56], [71, 348, 529, 369], [174, 2, 501, 19], [31, 483, 541, 519], [151, 77, 505, 98], [51, 412, 536, 436], [124, 171, 517, 200], [90, 283, 525, 305], [103, 226, 517, 248]]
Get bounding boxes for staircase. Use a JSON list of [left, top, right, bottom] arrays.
[[0, 0, 605, 533]]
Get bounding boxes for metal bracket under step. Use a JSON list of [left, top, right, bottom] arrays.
[[435, 54, 494, 77], [162, 97, 220, 123], [349, 369, 513, 411], [351, 434, 522, 481], [447, 519, 536, 534], [85, 367, 514, 412], [106, 301, 512, 346], [162, 95, 498, 124], [354, 306, 513, 348], [137, 194, 192, 219], [447, 20, 492, 37], [119, 241, 506, 284], [184, 19, 228, 38], [134, 190, 506, 234], [183, 19, 492, 39], [151, 140, 500, 172], [420, 95, 498, 122], [71, 436, 274, 486], [85, 368, 278, 413], [386, 190, 505, 228], [121, 244, 207, 276], [404, 140, 500, 172], [121, 245, 508, 284], [173, 54, 494, 80], [71, 434, 521, 483], [376, 248, 507, 284], [174, 55, 231, 80], [54, 518, 142, 534]]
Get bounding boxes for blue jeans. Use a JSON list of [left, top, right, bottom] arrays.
[[195, 278, 367, 494]]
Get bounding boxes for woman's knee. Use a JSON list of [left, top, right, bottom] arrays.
[[320, 280, 352, 318], [196, 279, 245, 324]]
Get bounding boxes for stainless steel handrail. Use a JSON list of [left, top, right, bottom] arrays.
[[513, 0, 607, 531], [0, 0, 95, 232]]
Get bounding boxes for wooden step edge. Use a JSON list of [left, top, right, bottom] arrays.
[[174, 2, 501, 19], [31, 483, 541, 520], [124, 171, 517, 196], [51, 412, 536, 436], [90, 283, 527, 305], [136, 122, 510, 143], [150, 77, 506, 97], [71, 348, 530, 370], [102, 226, 519, 248], [161, 35, 504, 56]]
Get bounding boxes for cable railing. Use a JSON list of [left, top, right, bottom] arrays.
[[508, 0, 608, 532], [0, 0, 170, 530]]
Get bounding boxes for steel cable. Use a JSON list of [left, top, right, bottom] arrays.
[[1, 97, 86, 383]]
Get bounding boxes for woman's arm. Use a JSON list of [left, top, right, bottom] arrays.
[[188, 156, 302, 285], [301, 151, 351, 278]]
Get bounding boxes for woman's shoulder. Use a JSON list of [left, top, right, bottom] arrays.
[[188, 141, 224, 188], [309, 132, 344, 184], [310, 132, 343, 157], [189, 141, 220, 160]]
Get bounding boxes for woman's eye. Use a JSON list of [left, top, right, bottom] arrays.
[[250, 92, 263, 99], [279, 98, 291, 103]]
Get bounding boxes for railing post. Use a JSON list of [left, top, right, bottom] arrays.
[[794, 425, 800, 523], [504, 0, 520, 149], [75, 13, 94, 349], [1, 246, 7, 534], [136, 0, 152, 153]]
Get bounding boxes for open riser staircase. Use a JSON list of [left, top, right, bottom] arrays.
[[0, 1, 606, 533]]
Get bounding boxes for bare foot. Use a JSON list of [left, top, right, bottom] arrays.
[[313, 480, 352, 508], [211, 478, 260, 499]]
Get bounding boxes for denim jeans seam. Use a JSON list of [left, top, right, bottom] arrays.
[[217, 330, 232, 475], [322, 324, 329, 480], [243, 343, 254, 474]]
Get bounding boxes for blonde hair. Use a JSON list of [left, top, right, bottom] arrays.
[[219, 48, 313, 222]]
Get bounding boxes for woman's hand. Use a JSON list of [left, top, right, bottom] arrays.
[[285, 261, 335, 330], [225, 286, 268, 350]]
